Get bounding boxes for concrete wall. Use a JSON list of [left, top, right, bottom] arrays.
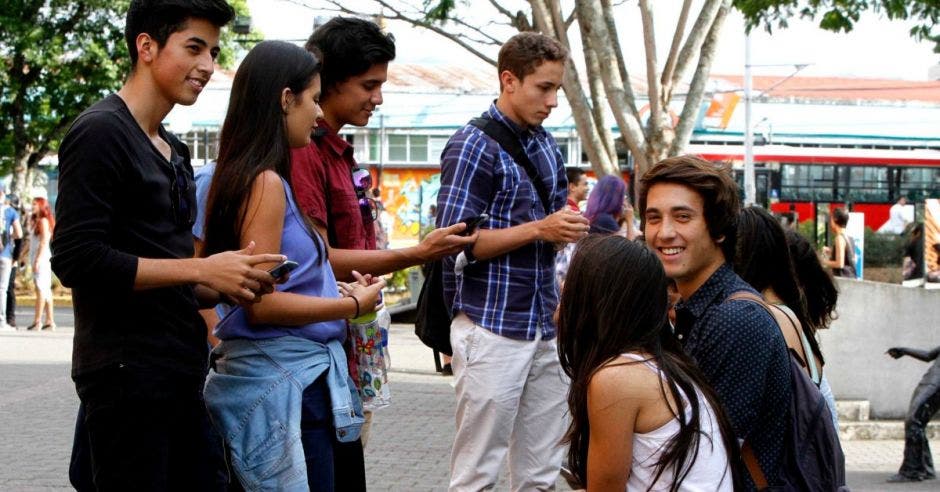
[[819, 278, 940, 418]]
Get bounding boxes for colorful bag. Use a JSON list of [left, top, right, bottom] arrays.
[[348, 304, 391, 411]]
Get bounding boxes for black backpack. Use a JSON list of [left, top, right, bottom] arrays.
[[414, 115, 554, 356], [729, 292, 847, 491]]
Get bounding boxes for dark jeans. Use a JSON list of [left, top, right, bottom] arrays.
[[899, 381, 940, 479], [69, 366, 228, 491], [5, 265, 15, 325]]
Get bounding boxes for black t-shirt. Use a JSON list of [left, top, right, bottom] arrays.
[[52, 94, 207, 381]]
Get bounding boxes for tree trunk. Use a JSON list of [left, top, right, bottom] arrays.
[[529, 0, 617, 176], [579, 14, 618, 166], [577, 0, 650, 178], [671, 0, 732, 156]]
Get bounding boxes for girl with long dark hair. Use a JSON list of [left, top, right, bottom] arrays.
[[784, 227, 841, 427], [734, 207, 840, 428], [201, 41, 384, 490], [733, 207, 825, 379], [557, 234, 739, 491]]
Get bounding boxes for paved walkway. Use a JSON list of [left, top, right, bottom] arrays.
[[0, 310, 937, 490]]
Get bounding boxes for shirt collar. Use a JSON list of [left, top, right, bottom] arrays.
[[675, 263, 737, 319], [485, 102, 547, 140], [316, 120, 352, 158]]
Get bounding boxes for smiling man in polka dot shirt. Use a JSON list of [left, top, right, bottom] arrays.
[[640, 155, 791, 490]]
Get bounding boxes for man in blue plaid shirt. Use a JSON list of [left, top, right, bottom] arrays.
[[436, 33, 590, 491]]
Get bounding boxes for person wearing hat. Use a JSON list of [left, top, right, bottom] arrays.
[[0, 191, 23, 331]]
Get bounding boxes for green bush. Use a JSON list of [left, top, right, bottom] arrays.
[[864, 227, 905, 267]]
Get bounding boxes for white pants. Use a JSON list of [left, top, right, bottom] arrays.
[[0, 257, 12, 327], [448, 313, 569, 492]]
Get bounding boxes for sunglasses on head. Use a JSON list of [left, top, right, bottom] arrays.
[[350, 167, 377, 223]]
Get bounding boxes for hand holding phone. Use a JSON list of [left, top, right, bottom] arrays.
[[459, 213, 489, 236], [268, 260, 299, 279]]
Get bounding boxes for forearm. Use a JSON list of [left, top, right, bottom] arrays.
[[245, 291, 357, 325], [193, 284, 222, 309], [134, 257, 203, 290], [328, 247, 423, 281], [903, 348, 935, 362], [470, 222, 541, 262]]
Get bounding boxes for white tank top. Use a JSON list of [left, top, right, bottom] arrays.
[[621, 353, 733, 492]]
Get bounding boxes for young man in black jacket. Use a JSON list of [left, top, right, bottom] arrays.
[[52, 1, 282, 489]]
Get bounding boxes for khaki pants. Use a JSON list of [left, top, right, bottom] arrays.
[[448, 313, 569, 491]]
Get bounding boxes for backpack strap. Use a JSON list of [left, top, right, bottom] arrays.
[[468, 116, 553, 214], [741, 442, 769, 490], [726, 291, 810, 370]]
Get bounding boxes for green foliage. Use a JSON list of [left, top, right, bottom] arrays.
[[218, 0, 261, 68], [1, 0, 127, 178], [864, 226, 906, 267], [734, 0, 940, 53]]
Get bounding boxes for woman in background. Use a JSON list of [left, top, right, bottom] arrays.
[[557, 234, 738, 490], [583, 175, 635, 239], [29, 196, 55, 331]]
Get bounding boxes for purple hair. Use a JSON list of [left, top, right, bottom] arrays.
[[584, 175, 627, 222]]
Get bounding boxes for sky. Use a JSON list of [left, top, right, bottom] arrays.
[[244, 0, 938, 81]]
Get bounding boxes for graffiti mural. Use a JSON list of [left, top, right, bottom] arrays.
[[376, 169, 441, 246]]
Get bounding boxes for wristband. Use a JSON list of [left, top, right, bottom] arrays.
[[349, 295, 360, 319]]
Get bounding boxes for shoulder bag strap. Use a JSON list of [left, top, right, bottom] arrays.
[[741, 441, 770, 490], [468, 117, 553, 214]]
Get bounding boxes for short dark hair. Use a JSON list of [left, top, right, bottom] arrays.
[[831, 207, 849, 228], [497, 32, 567, 90], [566, 167, 585, 186], [638, 155, 740, 260], [306, 17, 396, 97], [125, 0, 235, 66]]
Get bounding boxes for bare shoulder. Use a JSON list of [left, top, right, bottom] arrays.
[[589, 356, 663, 409]]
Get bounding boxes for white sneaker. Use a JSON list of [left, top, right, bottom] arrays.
[[0, 323, 15, 332]]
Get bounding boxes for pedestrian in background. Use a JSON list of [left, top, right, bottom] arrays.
[[0, 192, 23, 331], [822, 207, 856, 278], [584, 174, 635, 239], [29, 196, 54, 331], [557, 234, 738, 490]]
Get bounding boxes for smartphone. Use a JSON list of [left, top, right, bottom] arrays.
[[267, 260, 299, 279], [459, 213, 489, 236]]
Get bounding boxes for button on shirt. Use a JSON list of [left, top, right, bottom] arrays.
[[674, 263, 791, 489], [436, 104, 567, 340], [290, 121, 376, 250]]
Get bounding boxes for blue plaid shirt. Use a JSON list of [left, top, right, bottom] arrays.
[[437, 104, 567, 340]]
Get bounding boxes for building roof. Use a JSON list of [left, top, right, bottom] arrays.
[[713, 75, 940, 104]]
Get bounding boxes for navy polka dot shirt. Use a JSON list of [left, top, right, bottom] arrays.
[[675, 263, 791, 489]]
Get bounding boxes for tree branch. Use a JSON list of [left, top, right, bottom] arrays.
[[661, 0, 692, 90], [671, 0, 732, 156], [638, 0, 663, 140], [600, 0, 640, 123], [668, 0, 722, 99]]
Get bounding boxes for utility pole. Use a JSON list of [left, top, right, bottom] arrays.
[[743, 32, 756, 206]]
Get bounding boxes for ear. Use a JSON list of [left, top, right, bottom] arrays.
[[280, 88, 294, 114], [499, 70, 518, 93], [136, 33, 156, 64]]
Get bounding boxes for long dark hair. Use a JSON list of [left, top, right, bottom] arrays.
[[785, 229, 839, 331], [734, 206, 824, 365], [203, 41, 323, 260], [557, 235, 740, 490]]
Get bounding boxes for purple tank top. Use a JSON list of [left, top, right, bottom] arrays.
[[215, 178, 346, 343]]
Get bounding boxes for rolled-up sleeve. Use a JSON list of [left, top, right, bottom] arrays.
[[51, 114, 138, 291]]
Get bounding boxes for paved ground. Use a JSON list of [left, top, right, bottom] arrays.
[[1, 308, 938, 491]]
